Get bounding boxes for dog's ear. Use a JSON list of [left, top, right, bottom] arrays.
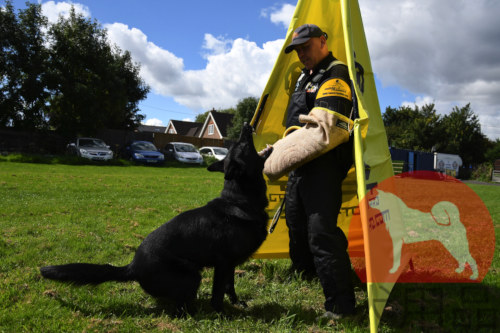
[[207, 159, 224, 173]]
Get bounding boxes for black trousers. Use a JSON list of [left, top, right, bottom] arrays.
[[285, 138, 355, 314]]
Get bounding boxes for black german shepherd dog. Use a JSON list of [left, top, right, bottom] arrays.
[[40, 123, 271, 313]]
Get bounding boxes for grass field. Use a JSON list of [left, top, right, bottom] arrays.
[[0, 162, 498, 332]]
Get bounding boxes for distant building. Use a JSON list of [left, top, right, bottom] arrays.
[[165, 120, 203, 137], [199, 110, 234, 140]]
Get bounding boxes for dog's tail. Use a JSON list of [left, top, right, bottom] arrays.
[[430, 201, 458, 226], [40, 263, 135, 285]]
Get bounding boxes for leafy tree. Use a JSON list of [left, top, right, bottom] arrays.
[[383, 103, 444, 151], [485, 139, 500, 163], [1, 2, 149, 137], [195, 110, 211, 124], [440, 104, 488, 166], [383, 103, 489, 166], [0, 0, 18, 127], [46, 8, 149, 138], [0, 1, 49, 129], [15, 2, 50, 130], [227, 97, 258, 140]]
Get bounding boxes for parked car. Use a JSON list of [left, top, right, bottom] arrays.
[[67, 137, 114, 161], [163, 142, 204, 165], [124, 141, 164, 165], [199, 146, 228, 161]]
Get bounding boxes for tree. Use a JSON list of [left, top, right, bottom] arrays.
[[195, 110, 211, 124], [485, 139, 500, 163], [15, 2, 50, 130], [382, 103, 489, 166], [227, 97, 258, 140], [0, 1, 49, 130], [383, 103, 444, 151], [1, 2, 149, 137], [0, 1, 18, 127], [45, 8, 149, 138], [440, 104, 488, 166]]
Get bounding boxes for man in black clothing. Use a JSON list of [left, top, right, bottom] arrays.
[[264, 24, 355, 319]]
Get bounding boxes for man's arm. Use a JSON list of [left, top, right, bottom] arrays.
[[263, 76, 353, 180]]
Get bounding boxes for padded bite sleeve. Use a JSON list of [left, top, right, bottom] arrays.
[[263, 107, 352, 180]]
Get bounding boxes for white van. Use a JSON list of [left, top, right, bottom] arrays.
[[434, 152, 463, 177]]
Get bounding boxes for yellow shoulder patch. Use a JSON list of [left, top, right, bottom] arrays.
[[316, 78, 352, 101]]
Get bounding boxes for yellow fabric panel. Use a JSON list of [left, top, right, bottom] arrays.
[[251, 1, 394, 331], [251, 0, 352, 260]]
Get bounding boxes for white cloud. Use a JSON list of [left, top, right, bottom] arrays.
[[105, 23, 187, 97], [143, 118, 164, 126], [359, 0, 500, 138], [40, 0, 90, 23], [402, 96, 435, 109], [40, 1, 283, 114], [42, 1, 500, 139], [106, 24, 283, 112], [202, 33, 232, 56], [261, 4, 295, 29]]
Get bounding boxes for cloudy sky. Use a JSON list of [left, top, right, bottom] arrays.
[[7, 0, 500, 139]]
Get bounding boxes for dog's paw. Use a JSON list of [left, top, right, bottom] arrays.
[[233, 300, 248, 308], [174, 306, 189, 318], [389, 266, 399, 274], [210, 299, 224, 313]]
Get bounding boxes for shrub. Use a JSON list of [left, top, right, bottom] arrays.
[[471, 162, 493, 182], [203, 155, 219, 166], [0, 153, 129, 166]]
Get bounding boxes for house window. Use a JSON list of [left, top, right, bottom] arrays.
[[168, 128, 175, 134], [208, 124, 214, 135]]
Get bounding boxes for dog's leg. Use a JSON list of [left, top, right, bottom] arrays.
[[211, 263, 231, 312], [446, 246, 479, 280], [224, 266, 238, 304], [138, 264, 201, 316], [390, 238, 403, 274], [467, 256, 479, 280], [224, 266, 247, 308]]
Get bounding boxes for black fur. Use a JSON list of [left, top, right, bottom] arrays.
[[40, 123, 271, 313]]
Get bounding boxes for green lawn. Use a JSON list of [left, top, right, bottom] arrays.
[[0, 162, 498, 332]]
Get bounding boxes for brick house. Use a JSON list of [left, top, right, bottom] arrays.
[[165, 120, 203, 137], [198, 110, 234, 140]]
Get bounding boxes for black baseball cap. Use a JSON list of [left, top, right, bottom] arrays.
[[284, 24, 327, 54]]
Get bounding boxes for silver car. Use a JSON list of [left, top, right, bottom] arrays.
[[67, 137, 114, 161], [163, 142, 204, 165]]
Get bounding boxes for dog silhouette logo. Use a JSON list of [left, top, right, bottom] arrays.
[[369, 189, 478, 280], [348, 171, 494, 283]]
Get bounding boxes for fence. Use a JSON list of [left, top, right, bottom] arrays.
[[152, 133, 228, 150], [493, 159, 500, 183], [0, 129, 67, 154]]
